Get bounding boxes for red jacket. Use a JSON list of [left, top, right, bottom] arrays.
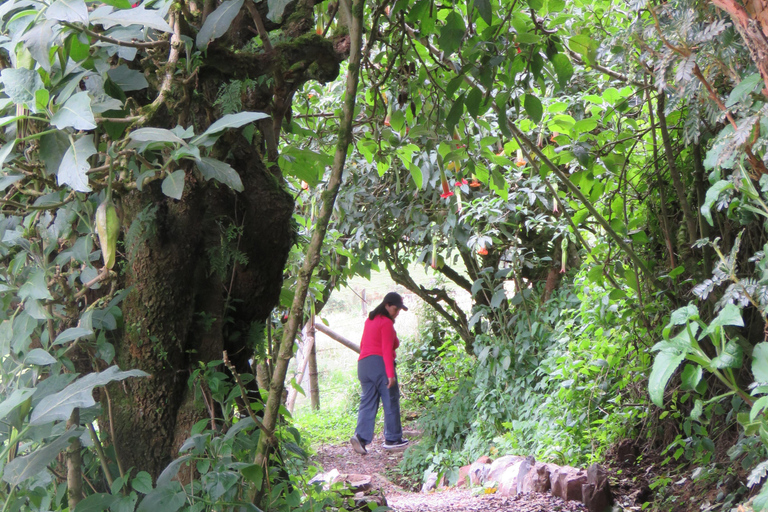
[[358, 315, 400, 378]]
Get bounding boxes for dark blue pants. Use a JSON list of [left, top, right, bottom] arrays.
[[355, 355, 402, 445]]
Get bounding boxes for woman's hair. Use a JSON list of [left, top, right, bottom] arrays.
[[368, 300, 393, 321]]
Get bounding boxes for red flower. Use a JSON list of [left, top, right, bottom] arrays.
[[477, 246, 488, 256], [459, 179, 468, 186], [440, 179, 454, 198], [469, 179, 481, 188]]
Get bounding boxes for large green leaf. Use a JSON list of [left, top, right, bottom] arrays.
[[51, 92, 96, 131], [680, 364, 702, 391], [191, 111, 270, 145], [196, 0, 245, 49], [73, 494, 118, 512], [550, 53, 573, 89], [57, 134, 96, 192], [136, 482, 185, 512], [107, 65, 148, 92], [30, 366, 149, 426], [0, 388, 34, 421], [700, 180, 733, 226], [161, 170, 185, 200], [130, 128, 187, 146], [524, 94, 543, 124], [438, 11, 466, 56], [89, 5, 173, 32], [53, 327, 93, 346], [18, 269, 53, 301], [712, 340, 743, 369], [0, 68, 44, 106], [2, 427, 83, 486], [21, 20, 60, 74], [24, 348, 57, 366], [196, 157, 243, 192], [754, 342, 768, 382], [649, 349, 685, 407], [726, 72, 762, 108], [46, 0, 88, 24]]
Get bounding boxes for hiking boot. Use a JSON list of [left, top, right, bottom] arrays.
[[350, 434, 367, 455], [383, 438, 409, 450]]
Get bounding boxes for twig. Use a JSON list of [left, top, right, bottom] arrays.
[[222, 351, 276, 445], [64, 23, 169, 49]]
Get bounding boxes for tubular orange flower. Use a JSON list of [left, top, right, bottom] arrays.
[[515, 149, 526, 167], [440, 167, 454, 198], [477, 246, 488, 256]]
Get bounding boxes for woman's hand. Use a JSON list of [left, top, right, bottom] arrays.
[[387, 377, 396, 389]]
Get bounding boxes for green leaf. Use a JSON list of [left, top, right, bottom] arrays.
[[726, 72, 762, 108], [465, 87, 483, 119], [649, 349, 685, 407], [18, 269, 53, 301], [22, 21, 59, 74], [53, 327, 93, 346], [161, 170, 185, 200], [267, 0, 290, 22], [754, 342, 768, 382], [35, 88, 49, 112], [196, 0, 245, 49], [99, 0, 132, 8], [241, 464, 263, 491], [0, 174, 23, 191], [157, 455, 192, 487], [107, 65, 149, 92], [30, 366, 149, 426], [524, 94, 543, 124], [3, 427, 83, 486], [58, 135, 96, 192], [438, 11, 466, 56], [192, 111, 270, 145], [40, 130, 71, 175], [445, 93, 465, 131], [46, 0, 88, 24], [73, 493, 117, 512], [196, 157, 243, 192], [750, 395, 768, 422], [680, 364, 702, 392], [51, 92, 96, 131], [130, 128, 187, 145], [136, 482, 185, 512], [0, 388, 34, 421], [89, 5, 173, 33], [490, 288, 506, 308], [0, 68, 44, 106], [473, 0, 492, 24], [712, 340, 743, 369], [278, 146, 332, 187], [700, 180, 733, 226], [24, 348, 57, 366], [550, 53, 573, 89], [132, 471, 153, 494]]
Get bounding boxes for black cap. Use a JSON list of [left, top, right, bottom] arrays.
[[383, 292, 408, 311]]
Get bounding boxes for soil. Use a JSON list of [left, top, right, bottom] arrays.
[[311, 431, 590, 512]]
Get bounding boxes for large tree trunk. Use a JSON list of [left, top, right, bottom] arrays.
[[109, 138, 294, 478]]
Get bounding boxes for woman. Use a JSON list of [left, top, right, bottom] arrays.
[[349, 292, 410, 455]]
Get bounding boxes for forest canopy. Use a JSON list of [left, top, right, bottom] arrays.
[[0, 0, 768, 510]]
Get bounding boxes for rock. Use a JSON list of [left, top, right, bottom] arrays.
[[308, 468, 341, 489], [497, 459, 526, 496], [456, 465, 472, 487], [516, 455, 535, 494], [422, 472, 438, 493], [551, 465, 587, 501], [469, 461, 490, 485], [521, 462, 555, 493], [487, 455, 524, 484], [335, 473, 372, 493], [474, 455, 493, 465], [581, 464, 613, 512]]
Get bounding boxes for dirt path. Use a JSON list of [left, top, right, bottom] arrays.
[[311, 433, 588, 512]]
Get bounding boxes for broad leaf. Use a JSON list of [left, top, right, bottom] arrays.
[[18, 269, 52, 301], [524, 94, 543, 124], [726, 72, 762, 108], [649, 349, 685, 407], [136, 482, 185, 512], [0, 388, 34, 421], [438, 11, 465, 56], [130, 128, 187, 145], [701, 180, 733, 226], [46, 0, 88, 24], [754, 342, 768, 382], [3, 427, 82, 486], [712, 340, 743, 369], [0, 68, 44, 106], [21, 20, 60, 73], [157, 455, 192, 487], [53, 327, 93, 346], [107, 65, 148, 92], [30, 366, 149, 426], [89, 5, 173, 32], [161, 170, 185, 200], [51, 92, 96, 131], [192, 111, 270, 145], [0, 174, 23, 191], [196, 157, 243, 192], [24, 348, 57, 366], [680, 364, 702, 391], [196, 0, 244, 49], [550, 53, 573, 89], [74, 494, 118, 512], [57, 135, 96, 192]]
